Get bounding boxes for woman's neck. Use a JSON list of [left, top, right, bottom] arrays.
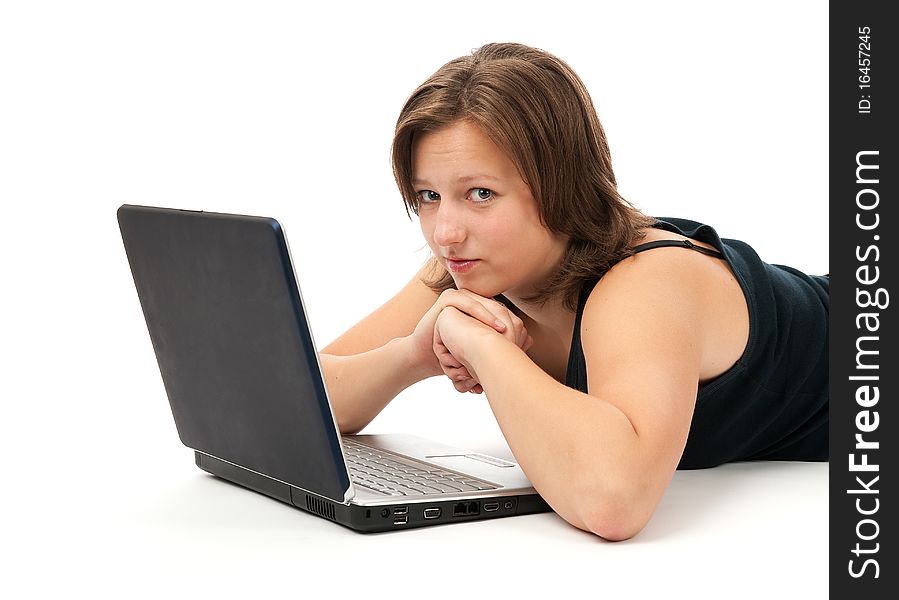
[[501, 292, 574, 332]]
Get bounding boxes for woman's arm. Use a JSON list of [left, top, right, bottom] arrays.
[[320, 338, 433, 434], [320, 266, 440, 434], [434, 252, 717, 540], [321, 261, 531, 434]]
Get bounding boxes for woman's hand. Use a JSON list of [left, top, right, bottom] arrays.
[[433, 299, 532, 394], [407, 288, 531, 392]]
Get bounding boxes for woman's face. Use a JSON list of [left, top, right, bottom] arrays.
[[412, 119, 568, 301]]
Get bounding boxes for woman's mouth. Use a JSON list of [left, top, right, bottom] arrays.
[[445, 258, 480, 274]]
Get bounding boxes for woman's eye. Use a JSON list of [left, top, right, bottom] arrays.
[[470, 188, 494, 202], [416, 190, 440, 204]]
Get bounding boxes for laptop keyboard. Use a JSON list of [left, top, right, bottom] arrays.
[[342, 438, 499, 496]]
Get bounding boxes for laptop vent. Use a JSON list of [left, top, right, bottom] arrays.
[[305, 495, 337, 521]]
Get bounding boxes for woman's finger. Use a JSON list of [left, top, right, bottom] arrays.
[[524, 334, 534, 352], [442, 366, 470, 381], [453, 378, 479, 393], [438, 289, 508, 333], [454, 289, 527, 345], [440, 355, 464, 369]]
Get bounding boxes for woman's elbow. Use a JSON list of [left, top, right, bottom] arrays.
[[335, 414, 364, 436], [339, 423, 362, 436], [582, 510, 648, 542], [574, 480, 652, 541]]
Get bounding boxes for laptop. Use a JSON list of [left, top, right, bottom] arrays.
[[118, 204, 550, 532]]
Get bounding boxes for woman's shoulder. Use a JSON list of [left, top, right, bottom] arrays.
[[581, 227, 750, 384], [586, 226, 727, 301], [586, 235, 715, 321]]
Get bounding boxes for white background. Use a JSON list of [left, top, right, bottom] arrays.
[[1, 1, 828, 597]]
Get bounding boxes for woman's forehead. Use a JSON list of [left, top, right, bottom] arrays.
[[411, 121, 517, 181]]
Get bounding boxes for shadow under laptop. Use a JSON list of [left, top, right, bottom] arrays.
[[136, 453, 826, 545], [136, 474, 338, 536]]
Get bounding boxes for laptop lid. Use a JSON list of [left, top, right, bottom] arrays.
[[118, 204, 351, 502]]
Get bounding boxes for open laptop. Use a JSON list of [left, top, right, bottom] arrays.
[[118, 204, 550, 532]]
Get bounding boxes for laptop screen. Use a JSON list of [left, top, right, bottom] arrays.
[[118, 205, 351, 501]]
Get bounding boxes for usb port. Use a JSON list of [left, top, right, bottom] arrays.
[[393, 506, 408, 516], [484, 502, 499, 512], [423, 507, 441, 519], [394, 515, 408, 525]]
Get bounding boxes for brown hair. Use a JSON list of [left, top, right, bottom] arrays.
[[391, 42, 655, 310]]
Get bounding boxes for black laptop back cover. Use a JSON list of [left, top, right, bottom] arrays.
[[118, 204, 351, 502]]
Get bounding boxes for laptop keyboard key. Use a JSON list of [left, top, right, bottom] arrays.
[[343, 438, 500, 496]]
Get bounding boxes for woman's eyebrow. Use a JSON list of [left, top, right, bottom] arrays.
[[457, 174, 501, 183], [412, 174, 502, 186]]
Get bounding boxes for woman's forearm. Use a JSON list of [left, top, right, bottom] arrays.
[[465, 333, 651, 539], [320, 336, 435, 434]]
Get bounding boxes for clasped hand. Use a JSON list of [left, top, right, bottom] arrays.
[[409, 289, 532, 394]]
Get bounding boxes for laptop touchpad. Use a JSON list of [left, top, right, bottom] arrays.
[[425, 453, 517, 468]]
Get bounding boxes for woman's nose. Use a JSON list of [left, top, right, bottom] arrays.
[[432, 202, 467, 247]]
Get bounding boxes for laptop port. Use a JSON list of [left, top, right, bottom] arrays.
[[394, 515, 408, 525], [423, 507, 441, 519], [393, 506, 408, 516], [484, 502, 499, 512], [452, 501, 481, 517]]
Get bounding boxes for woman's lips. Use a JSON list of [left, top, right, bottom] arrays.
[[446, 258, 480, 273]]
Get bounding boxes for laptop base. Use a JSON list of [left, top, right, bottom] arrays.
[[195, 452, 551, 533]]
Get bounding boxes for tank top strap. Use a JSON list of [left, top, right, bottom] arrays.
[[632, 238, 725, 259], [564, 278, 599, 391]]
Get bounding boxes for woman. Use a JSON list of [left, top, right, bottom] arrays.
[[319, 43, 828, 540]]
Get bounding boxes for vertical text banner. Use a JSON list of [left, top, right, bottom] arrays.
[[830, 1, 896, 596]]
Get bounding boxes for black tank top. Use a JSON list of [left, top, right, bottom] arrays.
[[565, 217, 829, 469]]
